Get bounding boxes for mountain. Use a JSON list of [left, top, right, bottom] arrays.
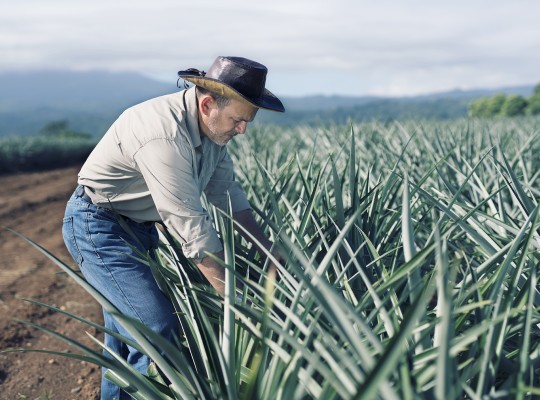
[[0, 70, 176, 112], [277, 85, 534, 111], [258, 85, 535, 125], [0, 70, 536, 136], [0, 70, 178, 136], [413, 86, 534, 100]]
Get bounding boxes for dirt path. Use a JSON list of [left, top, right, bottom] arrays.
[[0, 167, 101, 399]]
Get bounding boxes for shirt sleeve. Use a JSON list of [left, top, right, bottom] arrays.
[[204, 149, 251, 213], [133, 137, 223, 259]]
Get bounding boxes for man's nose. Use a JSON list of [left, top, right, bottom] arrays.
[[235, 121, 247, 135]]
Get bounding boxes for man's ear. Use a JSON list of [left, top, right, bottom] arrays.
[[199, 94, 216, 117]]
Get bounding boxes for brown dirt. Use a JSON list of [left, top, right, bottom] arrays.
[[0, 167, 101, 399]]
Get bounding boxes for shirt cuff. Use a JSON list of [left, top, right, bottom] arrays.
[[181, 229, 223, 260]]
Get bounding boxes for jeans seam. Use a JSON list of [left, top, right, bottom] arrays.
[[83, 209, 149, 326], [62, 216, 83, 265]]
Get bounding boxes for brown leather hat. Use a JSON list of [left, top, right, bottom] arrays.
[[178, 56, 285, 113]]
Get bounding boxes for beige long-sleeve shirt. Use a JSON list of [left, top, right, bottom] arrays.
[[78, 87, 251, 259]]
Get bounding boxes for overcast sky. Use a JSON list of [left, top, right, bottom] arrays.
[[2, 0, 539, 97]]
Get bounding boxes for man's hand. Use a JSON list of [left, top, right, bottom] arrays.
[[233, 209, 281, 256], [267, 246, 286, 275], [195, 248, 285, 297], [194, 209, 286, 298], [195, 251, 226, 297]]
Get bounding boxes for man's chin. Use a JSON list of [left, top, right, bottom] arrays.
[[217, 136, 235, 146], [209, 138, 229, 147]]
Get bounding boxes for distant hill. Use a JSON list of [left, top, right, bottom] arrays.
[[0, 70, 176, 112], [0, 70, 177, 136], [280, 85, 534, 112], [255, 85, 535, 125], [0, 70, 535, 136]]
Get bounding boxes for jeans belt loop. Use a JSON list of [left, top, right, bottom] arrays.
[[79, 185, 93, 203], [78, 185, 154, 228]]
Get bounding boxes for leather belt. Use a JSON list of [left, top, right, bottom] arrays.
[[75, 185, 155, 227]]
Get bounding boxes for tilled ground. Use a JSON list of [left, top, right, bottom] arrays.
[[0, 167, 101, 399]]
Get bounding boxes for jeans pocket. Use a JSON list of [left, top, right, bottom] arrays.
[[62, 216, 83, 265]]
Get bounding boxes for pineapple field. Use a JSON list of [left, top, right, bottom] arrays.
[[2, 116, 540, 399]]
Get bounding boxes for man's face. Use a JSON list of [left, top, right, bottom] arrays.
[[203, 98, 258, 146]]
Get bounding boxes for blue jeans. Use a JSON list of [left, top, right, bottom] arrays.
[[62, 185, 178, 400]]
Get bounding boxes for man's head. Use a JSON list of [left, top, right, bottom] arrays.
[[196, 86, 258, 146], [179, 56, 284, 146]]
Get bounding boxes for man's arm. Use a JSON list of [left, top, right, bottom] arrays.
[[232, 209, 273, 253], [195, 209, 284, 297], [232, 209, 284, 283], [202, 150, 283, 296], [195, 251, 226, 296]]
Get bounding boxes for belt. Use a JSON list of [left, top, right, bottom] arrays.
[[76, 185, 155, 227]]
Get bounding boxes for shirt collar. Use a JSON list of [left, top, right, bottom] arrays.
[[184, 86, 202, 148]]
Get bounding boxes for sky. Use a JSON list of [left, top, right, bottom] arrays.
[[1, 0, 539, 97]]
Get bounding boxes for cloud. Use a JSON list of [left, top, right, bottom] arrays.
[[1, 0, 539, 95]]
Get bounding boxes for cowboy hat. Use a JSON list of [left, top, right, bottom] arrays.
[[178, 56, 285, 113]]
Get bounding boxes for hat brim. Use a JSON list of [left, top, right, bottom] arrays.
[[179, 74, 285, 113]]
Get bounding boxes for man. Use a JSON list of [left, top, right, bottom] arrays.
[[62, 56, 285, 399]]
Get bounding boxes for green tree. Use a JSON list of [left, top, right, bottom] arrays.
[[469, 94, 508, 118], [39, 119, 70, 136], [523, 82, 540, 115], [500, 95, 528, 117], [527, 94, 540, 115], [469, 98, 491, 117], [38, 119, 91, 139], [486, 93, 506, 116]]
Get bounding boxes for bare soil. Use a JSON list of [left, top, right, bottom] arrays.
[[0, 167, 101, 399]]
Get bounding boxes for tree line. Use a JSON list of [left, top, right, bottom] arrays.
[[0, 119, 95, 175], [469, 83, 540, 117], [38, 119, 92, 139]]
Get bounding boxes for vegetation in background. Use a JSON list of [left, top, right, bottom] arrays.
[[1, 70, 535, 136], [257, 97, 472, 126], [0, 119, 96, 175], [37, 119, 92, 140], [469, 83, 540, 117], [5, 116, 540, 399]]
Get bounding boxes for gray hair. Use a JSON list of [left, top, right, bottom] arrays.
[[195, 86, 231, 109]]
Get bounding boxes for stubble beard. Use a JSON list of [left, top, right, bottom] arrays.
[[205, 119, 235, 147]]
